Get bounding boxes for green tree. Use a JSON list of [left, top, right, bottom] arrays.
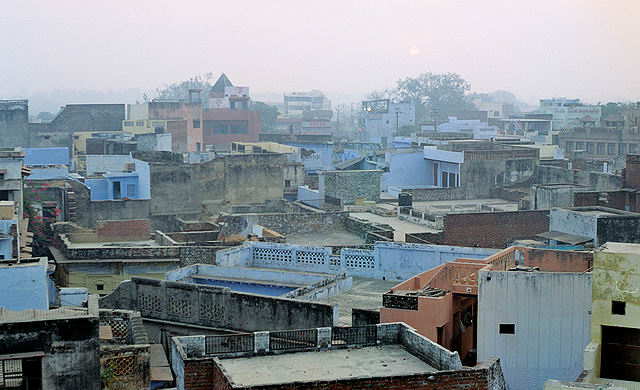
[[252, 101, 279, 131], [392, 72, 473, 121]]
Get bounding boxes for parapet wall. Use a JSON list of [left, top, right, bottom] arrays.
[[99, 277, 336, 332], [215, 241, 498, 281]]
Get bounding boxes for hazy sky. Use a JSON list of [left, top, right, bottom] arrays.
[[1, 0, 639, 106]]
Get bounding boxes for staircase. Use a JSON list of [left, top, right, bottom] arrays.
[[66, 187, 78, 223]]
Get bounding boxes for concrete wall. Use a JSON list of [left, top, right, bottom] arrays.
[[218, 212, 347, 236], [463, 157, 537, 198], [297, 186, 322, 208], [0, 314, 100, 389], [549, 208, 597, 244], [478, 271, 592, 390], [99, 277, 337, 331], [537, 165, 622, 191], [143, 153, 284, 217], [0, 100, 29, 147], [530, 185, 589, 210], [382, 150, 431, 191], [0, 259, 49, 310], [319, 170, 382, 204]]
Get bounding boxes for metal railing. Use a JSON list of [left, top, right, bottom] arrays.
[[205, 334, 254, 355], [331, 325, 377, 346], [269, 329, 318, 351]]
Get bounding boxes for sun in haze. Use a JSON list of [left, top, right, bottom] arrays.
[[409, 46, 420, 56]]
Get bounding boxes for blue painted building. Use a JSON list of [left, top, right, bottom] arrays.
[[0, 218, 17, 260], [380, 148, 432, 191], [84, 155, 150, 201], [23, 147, 70, 166], [283, 141, 335, 173], [0, 257, 50, 310]]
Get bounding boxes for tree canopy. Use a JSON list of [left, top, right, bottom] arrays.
[[146, 73, 216, 104], [368, 72, 473, 121], [252, 101, 279, 131]]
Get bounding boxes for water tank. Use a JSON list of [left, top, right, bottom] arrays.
[[398, 192, 413, 207]]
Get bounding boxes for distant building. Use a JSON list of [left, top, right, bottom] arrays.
[[536, 98, 601, 130], [0, 100, 29, 147], [284, 90, 331, 117], [426, 116, 498, 140], [554, 127, 640, 159], [361, 99, 415, 144], [203, 73, 261, 145]]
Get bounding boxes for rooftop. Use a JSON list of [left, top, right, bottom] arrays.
[[600, 242, 640, 253], [219, 344, 436, 387]]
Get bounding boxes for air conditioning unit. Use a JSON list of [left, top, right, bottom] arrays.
[[124, 163, 135, 172]]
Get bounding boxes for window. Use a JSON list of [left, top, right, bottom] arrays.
[[630, 144, 638, 154], [124, 121, 134, 126], [135, 121, 144, 126], [96, 284, 104, 291], [230, 121, 249, 134], [193, 120, 201, 128], [575, 142, 584, 150], [73, 135, 79, 139], [284, 180, 291, 188], [499, 323, 515, 334], [587, 142, 595, 154], [494, 111, 500, 117], [619, 143, 626, 156], [0, 356, 42, 389], [612, 300, 626, 315], [565, 141, 573, 152], [608, 143, 616, 155], [126, 184, 136, 198], [213, 123, 228, 134], [597, 143, 605, 155]]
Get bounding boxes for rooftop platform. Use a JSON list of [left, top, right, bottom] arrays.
[[219, 344, 436, 387]]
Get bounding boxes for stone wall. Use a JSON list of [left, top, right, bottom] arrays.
[[142, 153, 284, 217], [218, 211, 348, 236], [319, 170, 382, 204], [406, 210, 550, 249], [462, 157, 537, 198], [99, 277, 336, 332], [393, 186, 466, 201]]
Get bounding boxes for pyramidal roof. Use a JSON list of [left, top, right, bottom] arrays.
[[210, 73, 233, 93]]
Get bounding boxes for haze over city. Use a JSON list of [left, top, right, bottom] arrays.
[[2, 0, 640, 112]]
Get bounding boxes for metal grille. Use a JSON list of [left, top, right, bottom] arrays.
[[269, 329, 318, 351], [205, 334, 254, 355], [332, 325, 377, 346]]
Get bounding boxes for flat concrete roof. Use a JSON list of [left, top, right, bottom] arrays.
[[285, 230, 365, 246], [601, 242, 640, 253], [218, 345, 437, 387], [314, 277, 397, 325], [349, 212, 437, 241]]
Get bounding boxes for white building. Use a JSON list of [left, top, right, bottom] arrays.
[[537, 98, 601, 130], [361, 99, 415, 145], [424, 116, 498, 140], [284, 90, 331, 117]]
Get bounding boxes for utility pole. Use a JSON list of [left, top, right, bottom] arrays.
[[395, 107, 401, 135], [430, 107, 437, 131], [335, 105, 340, 139]]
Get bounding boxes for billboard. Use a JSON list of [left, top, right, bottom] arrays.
[[362, 99, 389, 114]]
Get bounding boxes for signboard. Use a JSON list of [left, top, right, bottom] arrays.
[[362, 99, 389, 114], [210, 97, 230, 109], [224, 86, 249, 98]]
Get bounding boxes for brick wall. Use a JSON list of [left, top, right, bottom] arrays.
[[184, 360, 215, 390], [408, 211, 549, 249], [624, 154, 640, 188], [96, 219, 151, 241], [207, 358, 505, 390]]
